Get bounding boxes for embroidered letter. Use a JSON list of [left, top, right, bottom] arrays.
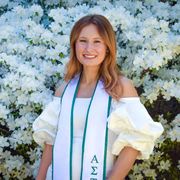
[[91, 166, 98, 175], [91, 155, 99, 164]]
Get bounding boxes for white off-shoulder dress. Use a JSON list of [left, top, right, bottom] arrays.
[[33, 96, 164, 180]]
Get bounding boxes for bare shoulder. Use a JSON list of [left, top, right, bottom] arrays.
[[54, 80, 68, 97], [119, 76, 139, 98]]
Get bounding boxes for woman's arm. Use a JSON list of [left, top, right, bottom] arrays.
[[107, 77, 140, 179], [36, 144, 52, 180], [107, 146, 140, 180], [36, 81, 67, 180]]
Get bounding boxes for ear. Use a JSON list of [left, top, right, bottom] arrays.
[[106, 49, 109, 54]]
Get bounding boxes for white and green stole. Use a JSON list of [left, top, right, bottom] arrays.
[[52, 74, 111, 180]]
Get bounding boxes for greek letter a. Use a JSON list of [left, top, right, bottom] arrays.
[[91, 155, 99, 164]]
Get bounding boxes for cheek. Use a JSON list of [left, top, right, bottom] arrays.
[[99, 45, 107, 57], [75, 44, 85, 61], [75, 43, 84, 55]]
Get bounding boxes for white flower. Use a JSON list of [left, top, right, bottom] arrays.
[[40, 61, 58, 75], [46, 48, 60, 60], [151, 2, 170, 20], [53, 35, 69, 47], [29, 91, 53, 105], [146, 52, 164, 69], [12, 6, 27, 17], [7, 42, 28, 55], [4, 155, 24, 171], [25, 24, 45, 44], [89, 6, 104, 15], [19, 106, 34, 116], [0, 0, 9, 7], [22, 19, 37, 31], [143, 169, 156, 178], [172, 22, 180, 32], [31, 46, 47, 58], [157, 160, 171, 171], [162, 80, 180, 99], [55, 44, 68, 55], [168, 114, 180, 142], [133, 54, 145, 68], [17, 94, 29, 105], [10, 129, 32, 147], [168, 126, 180, 142], [0, 90, 9, 104], [29, 4, 43, 19], [50, 22, 61, 34], [159, 20, 170, 32], [41, 30, 54, 44], [125, 31, 143, 42], [0, 104, 9, 119], [0, 25, 14, 40], [21, 76, 40, 92], [0, 137, 9, 147], [49, 8, 69, 23]]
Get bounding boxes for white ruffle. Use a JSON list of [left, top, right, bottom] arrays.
[[32, 96, 164, 159], [108, 97, 164, 159], [32, 96, 61, 147]]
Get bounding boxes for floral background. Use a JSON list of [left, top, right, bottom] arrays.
[[0, 0, 179, 179]]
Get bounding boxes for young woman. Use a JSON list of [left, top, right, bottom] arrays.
[[33, 14, 164, 180]]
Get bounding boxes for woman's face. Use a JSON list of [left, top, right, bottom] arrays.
[[75, 24, 107, 68]]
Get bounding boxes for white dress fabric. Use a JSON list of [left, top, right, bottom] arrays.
[[33, 96, 164, 180]]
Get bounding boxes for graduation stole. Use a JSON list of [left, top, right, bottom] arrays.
[[52, 74, 112, 180]]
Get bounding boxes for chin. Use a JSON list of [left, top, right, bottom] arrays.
[[80, 59, 103, 66]]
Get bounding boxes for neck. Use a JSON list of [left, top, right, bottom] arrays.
[[81, 66, 100, 85]]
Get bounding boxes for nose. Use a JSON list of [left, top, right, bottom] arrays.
[[85, 42, 94, 51]]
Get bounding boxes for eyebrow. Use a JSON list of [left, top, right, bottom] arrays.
[[78, 36, 102, 40]]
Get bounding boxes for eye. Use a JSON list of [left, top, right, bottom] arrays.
[[94, 40, 101, 43], [79, 39, 86, 42]]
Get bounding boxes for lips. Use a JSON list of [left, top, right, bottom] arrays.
[[83, 54, 97, 59]]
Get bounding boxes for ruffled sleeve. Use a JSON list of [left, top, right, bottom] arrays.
[[32, 96, 61, 147], [108, 97, 164, 159]]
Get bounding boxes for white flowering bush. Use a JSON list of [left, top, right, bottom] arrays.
[[0, 0, 179, 179]]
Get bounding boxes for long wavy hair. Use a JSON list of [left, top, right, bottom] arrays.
[[64, 14, 124, 100]]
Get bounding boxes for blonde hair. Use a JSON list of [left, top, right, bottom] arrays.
[[64, 14, 124, 100]]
